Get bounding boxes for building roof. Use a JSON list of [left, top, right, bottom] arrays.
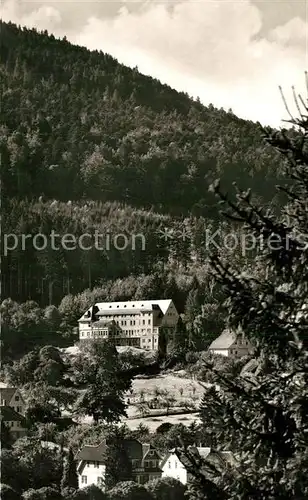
[[78, 300, 173, 322], [76, 441, 107, 462], [96, 308, 153, 315], [194, 447, 211, 459], [160, 447, 210, 468], [208, 329, 237, 350], [0, 406, 25, 423], [0, 387, 20, 403], [160, 447, 234, 469], [122, 438, 143, 459]]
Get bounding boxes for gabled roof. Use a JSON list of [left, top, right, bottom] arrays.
[[160, 447, 207, 469], [76, 441, 107, 463], [0, 387, 23, 403], [160, 449, 181, 469], [78, 300, 173, 321], [142, 445, 161, 462], [193, 447, 211, 459], [122, 438, 143, 459], [160, 447, 234, 469], [208, 329, 237, 350], [0, 406, 26, 423]]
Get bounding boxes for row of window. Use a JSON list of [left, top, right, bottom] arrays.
[[81, 476, 104, 485], [85, 461, 101, 468], [6, 421, 23, 427], [142, 338, 157, 344], [116, 319, 151, 326], [81, 329, 156, 337], [144, 460, 158, 468]]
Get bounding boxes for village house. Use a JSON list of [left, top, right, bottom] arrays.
[[0, 385, 27, 441], [76, 441, 107, 490], [160, 447, 235, 485], [208, 328, 253, 358], [78, 299, 179, 350], [124, 439, 162, 484], [76, 438, 162, 490], [0, 385, 26, 415], [0, 406, 27, 440]]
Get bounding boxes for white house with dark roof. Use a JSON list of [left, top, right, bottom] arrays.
[[76, 441, 107, 490], [78, 299, 179, 350], [160, 447, 235, 485], [208, 328, 253, 358], [0, 386, 26, 415]]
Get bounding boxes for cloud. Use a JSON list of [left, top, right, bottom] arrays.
[[2, 0, 307, 127]]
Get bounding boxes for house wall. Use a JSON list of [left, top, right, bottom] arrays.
[[210, 338, 252, 358], [210, 348, 230, 357], [78, 461, 106, 490], [79, 326, 110, 340], [6, 420, 27, 440], [161, 302, 179, 327], [136, 471, 162, 484], [161, 453, 187, 484], [0, 390, 26, 415], [10, 391, 26, 415]]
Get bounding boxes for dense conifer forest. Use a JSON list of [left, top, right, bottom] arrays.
[[1, 21, 289, 308]]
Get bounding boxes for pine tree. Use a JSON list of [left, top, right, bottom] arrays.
[[61, 447, 78, 491], [172, 316, 188, 354], [184, 278, 203, 350], [176, 81, 308, 498], [105, 429, 133, 490]]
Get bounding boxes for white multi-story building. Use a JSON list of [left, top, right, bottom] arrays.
[[78, 299, 179, 350]]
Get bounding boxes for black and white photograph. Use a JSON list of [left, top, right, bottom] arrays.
[[0, 1, 307, 499]]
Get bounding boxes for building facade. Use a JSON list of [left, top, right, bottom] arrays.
[[208, 328, 253, 358], [78, 299, 179, 350], [0, 386, 27, 441], [76, 439, 162, 489], [0, 386, 26, 415], [160, 447, 235, 485], [76, 442, 107, 490], [124, 440, 162, 484]]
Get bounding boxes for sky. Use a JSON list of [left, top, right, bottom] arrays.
[[1, 0, 307, 127]]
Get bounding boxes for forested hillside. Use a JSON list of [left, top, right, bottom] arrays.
[[1, 21, 287, 308], [1, 21, 286, 213]]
